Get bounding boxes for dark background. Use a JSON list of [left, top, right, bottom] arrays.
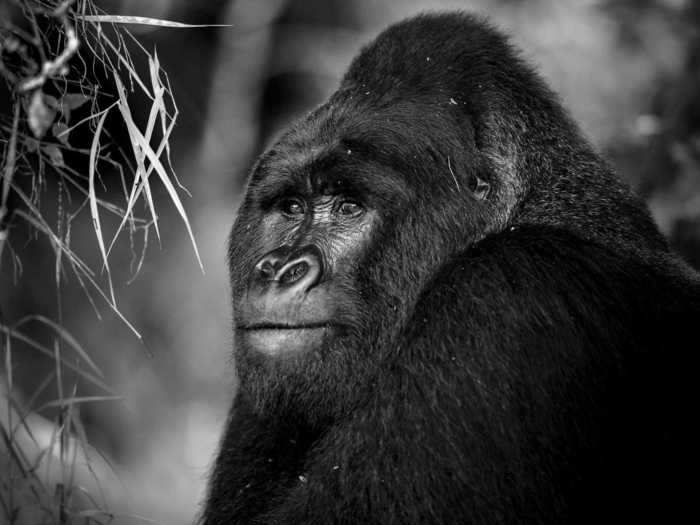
[[1, 0, 699, 523]]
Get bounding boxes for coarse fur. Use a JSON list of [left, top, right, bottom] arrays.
[[202, 12, 698, 524]]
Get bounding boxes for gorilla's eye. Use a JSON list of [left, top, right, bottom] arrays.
[[338, 200, 364, 216], [280, 198, 305, 216]]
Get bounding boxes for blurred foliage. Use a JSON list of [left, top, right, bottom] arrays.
[[603, 0, 700, 262]]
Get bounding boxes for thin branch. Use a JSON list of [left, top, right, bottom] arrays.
[[0, 102, 20, 264], [18, 1, 80, 92]]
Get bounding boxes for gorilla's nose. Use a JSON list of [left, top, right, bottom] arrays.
[[254, 246, 322, 294]]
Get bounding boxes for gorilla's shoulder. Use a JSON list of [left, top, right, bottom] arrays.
[[417, 225, 700, 336]]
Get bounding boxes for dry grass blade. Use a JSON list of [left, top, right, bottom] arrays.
[[113, 75, 204, 271], [109, 74, 161, 254], [0, 326, 115, 394], [88, 107, 116, 303], [11, 193, 95, 279], [14, 315, 104, 379], [78, 15, 231, 28], [13, 206, 142, 339], [39, 396, 122, 410]]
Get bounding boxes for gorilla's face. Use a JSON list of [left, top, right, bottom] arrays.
[[233, 176, 379, 359], [228, 116, 411, 417]]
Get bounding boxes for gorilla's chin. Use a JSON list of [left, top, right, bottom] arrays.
[[238, 326, 333, 357]]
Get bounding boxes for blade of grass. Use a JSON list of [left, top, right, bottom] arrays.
[[113, 76, 203, 271], [53, 100, 118, 140], [39, 396, 122, 410], [78, 15, 231, 28], [12, 199, 95, 279], [88, 27, 151, 98], [107, 75, 161, 256], [88, 108, 115, 304], [0, 326, 115, 395], [13, 206, 142, 338], [150, 50, 187, 194], [14, 315, 104, 379]]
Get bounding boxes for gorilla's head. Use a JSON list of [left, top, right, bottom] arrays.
[[227, 13, 662, 424]]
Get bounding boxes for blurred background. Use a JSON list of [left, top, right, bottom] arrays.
[[1, 0, 699, 523]]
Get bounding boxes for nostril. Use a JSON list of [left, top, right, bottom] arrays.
[[253, 246, 322, 291], [280, 261, 309, 285]]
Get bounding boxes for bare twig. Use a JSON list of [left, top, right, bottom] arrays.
[[18, 0, 80, 92], [0, 102, 20, 264]]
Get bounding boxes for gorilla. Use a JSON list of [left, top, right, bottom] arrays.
[[202, 12, 698, 524]]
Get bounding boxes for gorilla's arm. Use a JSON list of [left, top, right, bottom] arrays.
[[204, 402, 279, 523], [260, 226, 693, 524], [203, 398, 321, 524]]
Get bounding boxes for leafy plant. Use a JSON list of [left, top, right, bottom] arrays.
[[0, 1, 202, 522]]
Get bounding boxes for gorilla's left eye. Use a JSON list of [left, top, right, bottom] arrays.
[[280, 198, 305, 216], [338, 200, 364, 216]]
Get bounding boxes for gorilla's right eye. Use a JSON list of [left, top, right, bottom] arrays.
[[338, 200, 364, 216], [279, 198, 305, 216]]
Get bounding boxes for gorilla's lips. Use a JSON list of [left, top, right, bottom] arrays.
[[237, 322, 339, 356]]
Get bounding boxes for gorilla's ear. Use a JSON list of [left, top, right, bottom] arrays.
[[467, 172, 491, 201], [480, 155, 522, 232], [455, 112, 520, 232]]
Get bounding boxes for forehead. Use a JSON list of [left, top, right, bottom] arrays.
[[254, 104, 437, 188], [250, 141, 401, 203]]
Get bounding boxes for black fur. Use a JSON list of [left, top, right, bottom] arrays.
[[202, 12, 698, 524]]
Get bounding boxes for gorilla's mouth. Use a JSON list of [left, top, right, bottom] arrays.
[[237, 323, 339, 356]]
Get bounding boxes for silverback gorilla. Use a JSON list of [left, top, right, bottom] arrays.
[[202, 12, 698, 524]]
